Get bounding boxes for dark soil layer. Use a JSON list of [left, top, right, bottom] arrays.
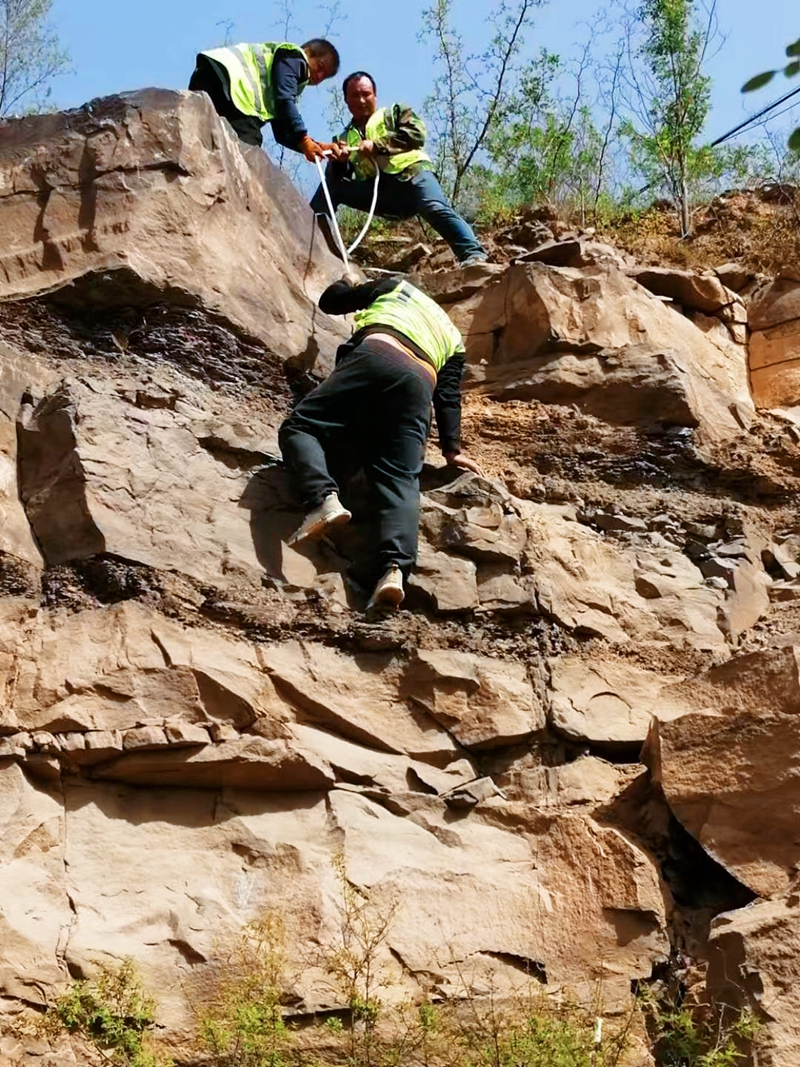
[[0, 296, 294, 403]]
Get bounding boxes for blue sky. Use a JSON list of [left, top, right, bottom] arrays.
[[48, 0, 798, 149]]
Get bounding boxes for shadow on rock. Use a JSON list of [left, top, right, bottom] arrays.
[[240, 461, 355, 602]]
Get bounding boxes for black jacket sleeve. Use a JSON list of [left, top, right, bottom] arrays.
[[318, 276, 400, 315], [433, 354, 465, 454], [270, 51, 309, 150]]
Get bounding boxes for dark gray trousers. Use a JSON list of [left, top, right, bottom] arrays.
[[278, 338, 434, 578]]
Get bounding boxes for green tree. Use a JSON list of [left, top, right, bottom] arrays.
[[479, 42, 623, 223], [420, 0, 545, 206], [742, 37, 800, 154], [0, 0, 69, 115], [620, 0, 721, 236]]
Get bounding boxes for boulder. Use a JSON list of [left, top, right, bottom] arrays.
[[432, 263, 751, 443], [0, 89, 347, 367], [404, 648, 546, 748], [522, 503, 728, 651], [0, 762, 70, 1007], [475, 342, 742, 440], [644, 647, 800, 897], [708, 890, 800, 1067], [92, 734, 336, 791], [526, 239, 634, 271], [0, 343, 52, 570], [631, 267, 738, 314], [714, 263, 755, 292], [408, 542, 479, 612], [3, 601, 273, 734], [258, 639, 466, 760], [548, 657, 681, 744], [13, 372, 328, 589]]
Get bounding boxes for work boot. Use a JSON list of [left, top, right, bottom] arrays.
[[288, 492, 351, 546], [459, 254, 489, 268], [367, 565, 404, 611]]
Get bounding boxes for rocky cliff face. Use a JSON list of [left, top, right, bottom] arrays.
[[1, 89, 800, 1066]]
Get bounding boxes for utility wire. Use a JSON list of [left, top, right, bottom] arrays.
[[633, 82, 800, 197], [710, 82, 800, 146]]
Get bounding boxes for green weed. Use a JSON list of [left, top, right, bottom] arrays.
[[44, 958, 172, 1067], [198, 912, 293, 1067], [639, 984, 759, 1067]]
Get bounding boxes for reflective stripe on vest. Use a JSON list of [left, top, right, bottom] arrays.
[[200, 41, 308, 121], [344, 107, 431, 181], [353, 281, 464, 373]]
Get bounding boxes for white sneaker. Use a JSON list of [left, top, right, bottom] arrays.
[[460, 254, 489, 268], [367, 565, 405, 611], [287, 492, 352, 546]]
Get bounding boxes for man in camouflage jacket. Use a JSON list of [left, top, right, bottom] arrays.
[[310, 71, 487, 266]]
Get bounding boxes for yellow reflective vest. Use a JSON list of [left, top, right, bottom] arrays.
[[200, 41, 308, 121], [354, 281, 464, 373], [342, 107, 431, 181]]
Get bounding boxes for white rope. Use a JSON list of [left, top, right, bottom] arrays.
[[313, 154, 380, 267], [313, 156, 349, 267], [345, 165, 381, 254]]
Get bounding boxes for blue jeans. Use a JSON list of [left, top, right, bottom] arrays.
[[310, 165, 486, 263]]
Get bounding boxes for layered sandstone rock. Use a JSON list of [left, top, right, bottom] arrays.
[[548, 657, 678, 744], [2, 90, 799, 1066], [0, 598, 669, 1039], [748, 272, 800, 408], [630, 266, 741, 316], [423, 263, 752, 444], [645, 647, 800, 897], [708, 889, 800, 1067], [0, 88, 348, 368]]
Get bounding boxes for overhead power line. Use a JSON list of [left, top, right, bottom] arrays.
[[632, 82, 800, 199], [710, 82, 800, 147]]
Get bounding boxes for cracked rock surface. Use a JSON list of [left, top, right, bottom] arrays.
[[1, 90, 800, 1066]]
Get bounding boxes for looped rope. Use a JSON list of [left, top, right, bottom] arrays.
[[314, 155, 380, 270]]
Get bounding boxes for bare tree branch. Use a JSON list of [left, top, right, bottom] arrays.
[[0, 0, 69, 116]]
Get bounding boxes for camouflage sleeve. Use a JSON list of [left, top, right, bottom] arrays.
[[372, 104, 427, 156]]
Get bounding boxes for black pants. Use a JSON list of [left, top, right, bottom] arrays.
[[278, 339, 435, 579], [188, 56, 264, 147]]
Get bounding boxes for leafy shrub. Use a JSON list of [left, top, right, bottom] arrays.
[[198, 913, 292, 1067], [639, 984, 759, 1067], [45, 958, 171, 1067]]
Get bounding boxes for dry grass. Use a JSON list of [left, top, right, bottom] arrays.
[[597, 188, 800, 274]]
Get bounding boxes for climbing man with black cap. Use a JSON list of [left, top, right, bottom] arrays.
[[189, 37, 341, 160], [279, 271, 482, 611]]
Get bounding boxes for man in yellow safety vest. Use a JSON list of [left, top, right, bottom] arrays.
[[189, 38, 340, 159], [310, 71, 487, 266], [279, 271, 482, 611]]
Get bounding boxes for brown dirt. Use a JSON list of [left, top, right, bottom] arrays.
[[599, 186, 800, 274], [460, 393, 800, 514], [350, 186, 800, 278]]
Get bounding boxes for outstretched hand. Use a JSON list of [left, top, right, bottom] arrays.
[[299, 135, 328, 162], [444, 451, 485, 477]]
